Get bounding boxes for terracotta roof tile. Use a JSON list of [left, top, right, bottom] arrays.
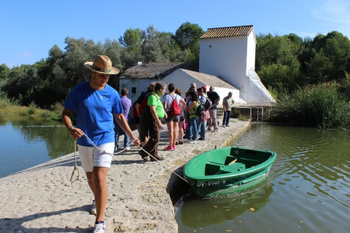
[[200, 25, 254, 39]]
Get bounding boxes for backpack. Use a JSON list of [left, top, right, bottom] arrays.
[[196, 101, 205, 116], [139, 97, 148, 116], [133, 91, 150, 118], [169, 95, 181, 116], [139, 93, 155, 116], [203, 97, 212, 111]]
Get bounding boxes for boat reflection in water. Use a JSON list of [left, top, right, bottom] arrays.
[[176, 184, 273, 228]]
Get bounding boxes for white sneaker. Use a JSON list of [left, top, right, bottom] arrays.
[[93, 222, 105, 233], [125, 146, 131, 151], [91, 200, 97, 215]]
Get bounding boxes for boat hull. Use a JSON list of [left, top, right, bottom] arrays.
[[184, 147, 277, 197]]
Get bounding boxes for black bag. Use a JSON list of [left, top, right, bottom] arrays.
[[203, 97, 212, 111], [196, 102, 205, 116]]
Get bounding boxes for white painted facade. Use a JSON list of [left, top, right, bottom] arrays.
[[162, 69, 243, 105], [120, 68, 244, 106], [120, 25, 275, 106], [119, 78, 155, 104], [199, 28, 275, 105]]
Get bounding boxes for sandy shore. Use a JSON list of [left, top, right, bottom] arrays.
[[0, 119, 250, 233]]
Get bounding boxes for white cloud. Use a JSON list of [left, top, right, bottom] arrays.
[[18, 51, 32, 58], [311, 0, 350, 36], [312, 0, 350, 23]]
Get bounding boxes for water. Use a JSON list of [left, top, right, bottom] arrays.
[[175, 123, 350, 233], [0, 118, 73, 178]]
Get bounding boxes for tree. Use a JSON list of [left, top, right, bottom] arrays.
[[0, 64, 11, 89], [303, 31, 350, 83], [2, 65, 40, 105], [142, 25, 166, 63], [256, 34, 303, 91], [174, 22, 204, 63], [119, 28, 144, 68]]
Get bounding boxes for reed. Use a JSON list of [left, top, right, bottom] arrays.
[[270, 82, 350, 129]]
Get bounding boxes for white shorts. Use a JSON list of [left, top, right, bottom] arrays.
[[78, 142, 115, 172]]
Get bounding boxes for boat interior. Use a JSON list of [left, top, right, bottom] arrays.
[[204, 148, 271, 175]]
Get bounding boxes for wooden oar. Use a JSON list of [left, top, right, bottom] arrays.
[[228, 159, 237, 165]]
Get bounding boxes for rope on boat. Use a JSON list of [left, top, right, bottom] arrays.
[[70, 134, 190, 184]]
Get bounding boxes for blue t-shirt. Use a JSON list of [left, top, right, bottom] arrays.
[[63, 81, 123, 147]]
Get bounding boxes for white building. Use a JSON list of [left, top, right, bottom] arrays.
[[119, 63, 198, 104], [163, 68, 241, 104], [199, 25, 275, 105], [120, 25, 275, 106]]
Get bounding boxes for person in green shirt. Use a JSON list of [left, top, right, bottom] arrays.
[[140, 82, 167, 161]]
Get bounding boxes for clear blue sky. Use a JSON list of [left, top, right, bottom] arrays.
[[1, 0, 349, 68]]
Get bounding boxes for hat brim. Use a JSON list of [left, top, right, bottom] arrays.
[[84, 62, 120, 75]]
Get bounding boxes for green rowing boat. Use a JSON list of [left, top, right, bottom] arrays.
[[184, 146, 277, 197]]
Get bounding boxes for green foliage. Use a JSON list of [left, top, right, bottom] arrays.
[[173, 22, 204, 63], [0, 64, 11, 88], [0, 95, 20, 108], [343, 72, 350, 98], [26, 102, 37, 116], [271, 83, 350, 129], [302, 31, 350, 83], [2, 23, 350, 130], [256, 33, 303, 91]]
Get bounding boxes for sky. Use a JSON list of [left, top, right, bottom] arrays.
[[1, 0, 350, 68]]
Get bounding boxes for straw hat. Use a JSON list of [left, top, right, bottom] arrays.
[[84, 55, 120, 75]]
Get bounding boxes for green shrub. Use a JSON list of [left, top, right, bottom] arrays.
[[0, 95, 20, 108], [271, 82, 350, 129], [27, 102, 37, 116]]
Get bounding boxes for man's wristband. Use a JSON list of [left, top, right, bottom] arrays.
[[68, 125, 74, 131]]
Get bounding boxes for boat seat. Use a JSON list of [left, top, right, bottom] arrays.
[[220, 162, 246, 173], [205, 162, 223, 175]]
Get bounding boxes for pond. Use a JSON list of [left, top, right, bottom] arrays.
[[175, 123, 350, 233], [0, 118, 73, 178]]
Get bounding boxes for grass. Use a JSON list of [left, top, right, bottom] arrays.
[[0, 95, 63, 122]]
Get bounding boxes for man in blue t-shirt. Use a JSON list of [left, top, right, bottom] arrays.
[[62, 55, 140, 233]]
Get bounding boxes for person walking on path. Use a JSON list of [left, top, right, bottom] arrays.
[[139, 82, 167, 161], [197, 87, 210, 140], [175, 88, 186, 145], [62, 55, 140, 233], [207, 86, 220, 132], [115, 88, 132, 150], [132, 82, 155, 147], [187, 91, 199, 143], [222, 92, 234, 127], [163, 83, 186, 151]]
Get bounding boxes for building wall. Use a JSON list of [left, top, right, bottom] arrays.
[[199, 30, 275, 105], [163, 69, 241, 105], [246, 31, 256, 75], [163, 69, 205, 99], [199, 36, 248, 87], [119, 78, 156, 105]]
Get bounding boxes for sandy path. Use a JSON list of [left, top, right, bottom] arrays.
[[0, 119, 250, 233]]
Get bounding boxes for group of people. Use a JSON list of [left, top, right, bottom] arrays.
[[61, 55, 235, 233], [182, 83, 229, 142]]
